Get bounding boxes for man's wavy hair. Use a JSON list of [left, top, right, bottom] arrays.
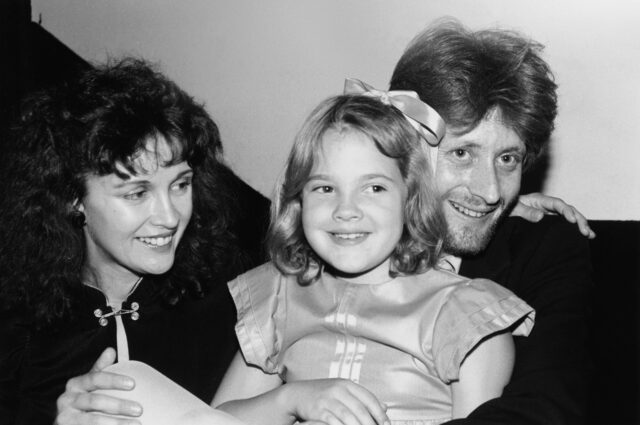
[[269, 95, 445, 284], [390, 19, 557, 168], [0, 58, 244, 326]]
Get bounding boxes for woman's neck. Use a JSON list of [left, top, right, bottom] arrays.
[[83, 267, 142, 308]]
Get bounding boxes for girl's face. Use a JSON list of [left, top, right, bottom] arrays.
[[301, 129, 406, 284], [79, 137, 193, 284]]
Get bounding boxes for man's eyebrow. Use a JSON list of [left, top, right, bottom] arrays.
[[500, 145, 526, 155], [447, 140, 482, 149]]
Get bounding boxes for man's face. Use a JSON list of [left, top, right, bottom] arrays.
[[435, 110, 525, 256]]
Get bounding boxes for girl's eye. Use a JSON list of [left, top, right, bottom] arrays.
[[313, 185, 334, 194], [366, 184, 386, 193]]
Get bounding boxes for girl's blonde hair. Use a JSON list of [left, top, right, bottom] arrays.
[[268, 95, 445, 284]]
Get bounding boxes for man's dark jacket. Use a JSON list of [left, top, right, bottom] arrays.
[[447, 215, 593, 425]]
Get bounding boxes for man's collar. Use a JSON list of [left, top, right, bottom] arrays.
[[458, 222, 513, 280]]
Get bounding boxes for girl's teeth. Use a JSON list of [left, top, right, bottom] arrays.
[[334, 233, 365, 239], [138, 236, 172, 247]]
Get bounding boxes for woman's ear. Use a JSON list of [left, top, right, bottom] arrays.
[[69, 199, 86, 228], [72, 198, 85, 213]]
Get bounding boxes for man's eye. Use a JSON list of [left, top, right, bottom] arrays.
[[453, 149, 469, 158], [499, 154, 522, 169]]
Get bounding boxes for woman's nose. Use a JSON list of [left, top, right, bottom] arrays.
[[150, 193, 179, 228]]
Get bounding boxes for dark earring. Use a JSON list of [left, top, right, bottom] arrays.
[[70, 211, 86, 228]]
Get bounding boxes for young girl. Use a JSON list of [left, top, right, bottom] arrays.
[[212, 93, 534, 425]]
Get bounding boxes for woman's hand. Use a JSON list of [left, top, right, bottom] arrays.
[[281, 379, 389, 425], [54, 348, 142, 425], [511, 193, 595, 239]]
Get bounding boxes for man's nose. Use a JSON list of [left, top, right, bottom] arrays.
[[469, 162, 500, 205]]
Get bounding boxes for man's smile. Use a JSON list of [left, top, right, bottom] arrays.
[[448, 200, 498, 218]]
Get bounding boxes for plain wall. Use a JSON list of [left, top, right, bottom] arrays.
[[32, 0, 640, 220]]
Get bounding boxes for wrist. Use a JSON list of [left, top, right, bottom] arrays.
[[273, 382, 299, 422]]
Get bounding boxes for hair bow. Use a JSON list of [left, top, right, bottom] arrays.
[[343, 78, 445, 147]]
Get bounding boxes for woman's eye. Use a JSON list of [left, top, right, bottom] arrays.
[[172, 178, 193, 192], [124, 190, 147, 201]]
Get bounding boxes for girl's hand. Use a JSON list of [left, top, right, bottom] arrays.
[[511, 193, 595, 239], [282, 378, 389, 425], [54, 348, 142, 425]]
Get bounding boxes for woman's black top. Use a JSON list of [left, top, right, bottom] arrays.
[[0, 279, 239, 425]]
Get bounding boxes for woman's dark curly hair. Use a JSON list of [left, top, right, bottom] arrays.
[[0, 58, 244, 326], [269, 95, 445, 284], [390, 19, 558, 169]]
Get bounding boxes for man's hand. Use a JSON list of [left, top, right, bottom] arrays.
[[55, 348, 142, 425], [512, 193, 595, 239]]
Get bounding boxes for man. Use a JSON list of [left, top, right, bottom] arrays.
[[389, 20, 593, 424]]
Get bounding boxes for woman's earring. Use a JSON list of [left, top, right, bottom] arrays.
[[70, 210, 86, 228]]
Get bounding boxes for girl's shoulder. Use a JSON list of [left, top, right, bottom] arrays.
[[409, 267, 474, 289], [230, 262, 284, 284], [227, 262, 295, 303]]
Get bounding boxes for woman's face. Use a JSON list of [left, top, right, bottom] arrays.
[[79, 137, 193, 283]]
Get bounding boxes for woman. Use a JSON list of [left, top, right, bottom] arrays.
[[0, 58, 264, 425]]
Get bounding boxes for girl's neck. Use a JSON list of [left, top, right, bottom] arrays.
[[327, 260, 394, 285]]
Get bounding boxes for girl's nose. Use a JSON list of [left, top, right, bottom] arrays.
[[332, 194, 363, 221]]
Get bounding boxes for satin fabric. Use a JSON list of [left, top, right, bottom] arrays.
[[229, 264, 534, 425]]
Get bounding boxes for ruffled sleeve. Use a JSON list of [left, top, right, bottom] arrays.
[[431, 278, 535, 382], [227, 263, 286, 374]]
